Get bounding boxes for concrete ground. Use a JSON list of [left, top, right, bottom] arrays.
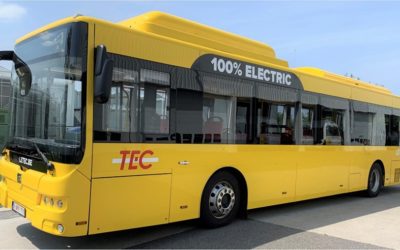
[[1, 186, 399, 249]]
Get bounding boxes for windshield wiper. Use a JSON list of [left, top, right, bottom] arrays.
[[5, 140, 34, 154], [33, 142, 54, 171]]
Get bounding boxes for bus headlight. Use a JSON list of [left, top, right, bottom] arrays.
[[57, 200, 63, 208], [42, 196, 66, 209]]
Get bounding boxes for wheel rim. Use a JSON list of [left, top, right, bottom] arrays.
[[369, 168, 380, 193], [208, 181, 236, 219]]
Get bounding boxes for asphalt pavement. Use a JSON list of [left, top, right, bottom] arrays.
[[1, 186, 399, 249]]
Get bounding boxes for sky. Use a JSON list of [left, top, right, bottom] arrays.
[[0, 0, 399, 94]]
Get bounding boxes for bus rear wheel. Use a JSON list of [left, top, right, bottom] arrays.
[[366, 163, 383, 197], [200, 171, 240, 228]]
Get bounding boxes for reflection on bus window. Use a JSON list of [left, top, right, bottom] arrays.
[[257, 101, 295, 145], [385, 115, 400, 146], [319, 107, 344, 145], [322, 120, 342, 145], [140, 69, 171, 141], [202, 94, 233, 143], [235, 99, 251, 144], [93, 67, 139, 142], [140, 85, 170, 134], [302, 107, 315, 145], [352, 112, 373, 145]]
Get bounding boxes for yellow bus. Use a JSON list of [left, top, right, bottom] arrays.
[[1, 11, 400, 237]]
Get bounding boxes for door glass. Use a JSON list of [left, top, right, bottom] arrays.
[[202, 94, 233, 143], [236, 100, 251, 144], [140, 69, 170, 137]]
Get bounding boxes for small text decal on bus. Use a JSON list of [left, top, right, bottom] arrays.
[[112, 150, 159, 170], [19, 156, 33, 167]]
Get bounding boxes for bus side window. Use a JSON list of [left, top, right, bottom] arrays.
[[318, 107, 344, 145], [176, 89, 203, 143], [235, 99, 251, 144], [301, 106, 315, 145], [352, 112, 373, 145], [385, 114, 400, 146], [140, 69, 170, 137], [202, 94, 234, 144], [257, 101, 295, 145], [392, 115, 400, 146], [93, 66, 139, 142]]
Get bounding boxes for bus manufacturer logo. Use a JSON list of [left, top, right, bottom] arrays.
[[18, 156, 33, 167], [112, 150, 158, 170]]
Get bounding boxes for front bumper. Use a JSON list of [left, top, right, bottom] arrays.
[[0, 160, 90, 237]]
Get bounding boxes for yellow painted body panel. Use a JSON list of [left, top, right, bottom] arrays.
[[88, 143, 398, 231], [89, 174, 171, 234], [295, 67, 399, 108], [0, 157, 90, 236], [1, 11, 400, 237], [296, 67, 392, 95], [118, 11, 287, 67], [390, 160, 400, 184]]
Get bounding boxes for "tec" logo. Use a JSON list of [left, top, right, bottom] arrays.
[[112, 150, 159, 170]]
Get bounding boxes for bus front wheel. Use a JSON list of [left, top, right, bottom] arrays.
[[366, 163, 383, 197], [200, 171, 241, 228]]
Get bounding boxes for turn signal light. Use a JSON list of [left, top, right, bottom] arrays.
[[42, 196, 65, 209]]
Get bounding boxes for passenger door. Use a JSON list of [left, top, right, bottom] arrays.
[[90, 27, 172, 234]]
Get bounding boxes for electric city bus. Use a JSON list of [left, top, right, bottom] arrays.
[[0, 12, 400, 237]]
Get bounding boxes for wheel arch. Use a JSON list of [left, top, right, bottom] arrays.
[[204, 166, 248, 219], [373, 159, 385, 184]]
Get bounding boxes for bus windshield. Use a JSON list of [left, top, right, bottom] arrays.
[[7, 23, 87, 164]]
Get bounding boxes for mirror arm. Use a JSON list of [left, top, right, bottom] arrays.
[[0, 50, 33, 96], [0, 51, 14, 61]]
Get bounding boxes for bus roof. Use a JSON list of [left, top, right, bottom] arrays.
[[118, 11, 288, 67], [296, 67, 392, 95], [15, 12, 398, 106]]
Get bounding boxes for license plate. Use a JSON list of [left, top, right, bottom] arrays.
[[12, 202, 26, 217]]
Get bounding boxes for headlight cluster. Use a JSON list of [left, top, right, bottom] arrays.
[[42, 196, 65, 209]]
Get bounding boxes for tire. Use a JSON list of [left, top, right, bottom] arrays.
[[366, 163, 383, 197], [200, 171, 241, 228]]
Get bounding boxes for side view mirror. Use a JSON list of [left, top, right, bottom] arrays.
[[0, 51, 32, 96], [94, 45, 113, 103]]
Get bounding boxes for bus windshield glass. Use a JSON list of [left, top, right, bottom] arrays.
[[7, 23, 87, 164]]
